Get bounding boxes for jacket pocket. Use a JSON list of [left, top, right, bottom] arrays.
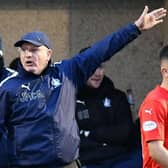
[[14, 119, 55, 164]]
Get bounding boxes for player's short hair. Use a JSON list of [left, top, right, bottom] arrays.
[[160, 45, 168, 61]]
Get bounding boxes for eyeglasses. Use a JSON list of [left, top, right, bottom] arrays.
[[17, 47, 47, 55]]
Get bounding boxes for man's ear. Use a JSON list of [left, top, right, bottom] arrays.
[[47, 49, 52, 61]]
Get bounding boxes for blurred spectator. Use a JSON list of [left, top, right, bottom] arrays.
[[9, 57, 20, 70], [76, 62, 142, 168], [0, 55, 17, 168]]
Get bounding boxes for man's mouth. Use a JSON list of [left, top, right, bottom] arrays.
[[91, 78, 100, 82], [25, 61, 34, 66]]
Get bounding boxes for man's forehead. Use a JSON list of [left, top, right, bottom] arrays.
[[21, 42, 42, 49], [161, 58, 168, 64], [161, 59, 168, 69]]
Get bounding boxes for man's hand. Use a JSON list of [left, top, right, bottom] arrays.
[[134, 6, 167, 31]]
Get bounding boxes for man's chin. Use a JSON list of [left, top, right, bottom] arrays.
[[25, 68, 36, 74], [91, 83, 101, 88]]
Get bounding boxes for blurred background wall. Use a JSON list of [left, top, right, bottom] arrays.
[[0, 0, 167, 118]]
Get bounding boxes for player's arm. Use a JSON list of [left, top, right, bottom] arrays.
[[148, 140, 168, 168]]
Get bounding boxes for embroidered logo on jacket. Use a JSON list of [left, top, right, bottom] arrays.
[[20, 89, 45, 102], [51, 78, 61, 89], [21, 83, 30, 91], [103, 97, 111, 107]]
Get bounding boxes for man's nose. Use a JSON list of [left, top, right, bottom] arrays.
[[24, 49, 33, 57]]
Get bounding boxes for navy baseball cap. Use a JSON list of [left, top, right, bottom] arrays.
[[14, 31, 52, 49]]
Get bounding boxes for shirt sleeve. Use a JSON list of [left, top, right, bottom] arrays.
[[139, 100, 165, 142]]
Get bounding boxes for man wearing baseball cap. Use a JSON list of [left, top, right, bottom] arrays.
[[0, 6, 166, 168]]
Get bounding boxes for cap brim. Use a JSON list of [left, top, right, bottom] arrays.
[[14, 40, 42, 47]]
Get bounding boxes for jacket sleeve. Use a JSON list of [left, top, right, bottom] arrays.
[[0, 86, 11, 166], [89, 93, 134, 145], [62, 24, 140, 88], [0, 87, 10, 137]]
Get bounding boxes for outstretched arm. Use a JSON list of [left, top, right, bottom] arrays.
[[135, 5, 167, 31], [66, 6, 166, 88]]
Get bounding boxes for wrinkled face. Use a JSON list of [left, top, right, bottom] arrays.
[[87, 66, 105, 88], [18, 43, 52, 75]]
